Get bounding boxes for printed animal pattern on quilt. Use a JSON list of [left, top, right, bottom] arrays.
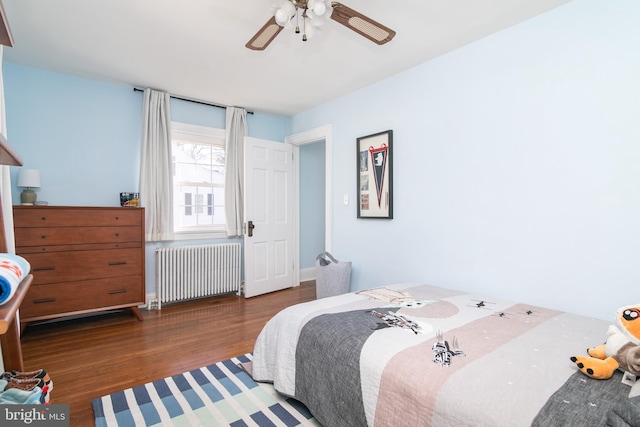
[[432, 331, 465, 366]]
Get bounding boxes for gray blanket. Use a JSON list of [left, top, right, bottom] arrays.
[[533, 371, 640, 427], [608, 396, 640, 427], [295, 308, 397, 427]]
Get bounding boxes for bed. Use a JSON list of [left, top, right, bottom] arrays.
[[249, 282, 640, 426]]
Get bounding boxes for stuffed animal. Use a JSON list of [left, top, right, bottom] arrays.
[[571, 305, 640, 386]]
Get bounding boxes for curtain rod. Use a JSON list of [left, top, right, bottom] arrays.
[[133, 88, 253, 115]]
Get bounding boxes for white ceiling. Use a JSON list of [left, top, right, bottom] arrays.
[[2, 0, 572, 117]]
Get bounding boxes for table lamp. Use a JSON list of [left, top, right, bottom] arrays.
[[17, 168, 40, 205]]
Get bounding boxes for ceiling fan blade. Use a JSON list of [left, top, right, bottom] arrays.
[[246, 16, 284, 50], [330, 2, 396, 45]]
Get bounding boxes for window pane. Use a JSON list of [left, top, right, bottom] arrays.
[[171, 126, 226, 232], [184, 193, 192, 216]]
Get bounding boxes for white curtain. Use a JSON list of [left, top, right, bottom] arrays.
[[0, 46, 14, 254], [139, 88, 173, 241], [224, 107, 247, 237], [0, 45, 13, 370]]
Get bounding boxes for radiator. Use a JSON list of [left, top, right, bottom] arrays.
[[155, 243, 241, 309]]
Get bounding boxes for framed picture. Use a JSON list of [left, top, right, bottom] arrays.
[[357, 130, 393, 219]]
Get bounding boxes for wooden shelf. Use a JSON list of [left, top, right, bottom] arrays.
[[0, 275, 31, 334], [0, 92, 26, 371], [0, 0, 14, 47], [0, 133, 22, 167], [0, 274, 32, 371]]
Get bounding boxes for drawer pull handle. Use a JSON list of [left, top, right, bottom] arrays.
[[108, 261, 127, 266], [115, 233, 119, 237], [34, 298, 56, 304], [41, 235, 47, 239], [33, 267, 55, 272], [40, 216, 47, 221], [108, 289, 127, 295]]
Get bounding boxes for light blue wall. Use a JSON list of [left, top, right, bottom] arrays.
[[3, 64, 291, 206], [300, 141, 325, 269], [2, 63, 292, 295], [291, 0, 640, 321], [4, 65, 142, 207]]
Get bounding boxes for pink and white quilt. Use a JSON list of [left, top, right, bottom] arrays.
[[251, 283, 640, 426]]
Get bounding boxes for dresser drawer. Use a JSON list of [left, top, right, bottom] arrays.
[[16, 241, 141, 254], [24, 248, 142, 285], [15, 226, 141, 247], [13, 207, 142, 228], [20, 276, 143, 320]]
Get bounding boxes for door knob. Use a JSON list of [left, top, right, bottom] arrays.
[[247, 220, 255, 237]]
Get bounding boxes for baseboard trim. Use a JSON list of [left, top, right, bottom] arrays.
[[300, 267, 315, 282]]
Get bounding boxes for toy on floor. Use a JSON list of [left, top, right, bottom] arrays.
[[571, 305, 640, 397]]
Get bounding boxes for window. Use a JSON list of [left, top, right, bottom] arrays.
[[171, 122, 226, 236]]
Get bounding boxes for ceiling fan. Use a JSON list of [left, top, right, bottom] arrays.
[[246, 0, 396, 51]]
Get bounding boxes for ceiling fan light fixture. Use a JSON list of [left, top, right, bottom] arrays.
[[274, 1, 294, 26], [313, 2, 326, 15], [272, 0, 332, 40], [246, 0, 394, 50], [275, 10, 289, 25], [308, 0, 327, 16]]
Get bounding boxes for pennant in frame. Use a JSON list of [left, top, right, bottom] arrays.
[[357, 130, 393, 219]]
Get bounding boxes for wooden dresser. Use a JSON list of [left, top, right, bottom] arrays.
[[13, 206, 145, 327]]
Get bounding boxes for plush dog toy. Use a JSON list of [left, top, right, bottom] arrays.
[[571, 305, 640, 397]]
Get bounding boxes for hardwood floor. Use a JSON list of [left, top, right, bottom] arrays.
[[19, 282, 316, 426]]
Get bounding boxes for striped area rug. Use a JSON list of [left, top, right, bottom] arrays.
[[92, 353, 319, 426]]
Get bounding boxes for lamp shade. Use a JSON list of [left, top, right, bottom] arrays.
[[17, 168, 41, 188]]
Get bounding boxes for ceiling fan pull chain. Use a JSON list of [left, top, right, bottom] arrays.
[[302, 9, 308, 41]]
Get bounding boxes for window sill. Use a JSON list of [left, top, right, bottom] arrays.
[[173, 230, 233, 241]]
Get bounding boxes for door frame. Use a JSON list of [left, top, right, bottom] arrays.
[[286, 124, 333, 286]]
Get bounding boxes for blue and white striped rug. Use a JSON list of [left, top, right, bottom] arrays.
[[93, 353, 319, 426]]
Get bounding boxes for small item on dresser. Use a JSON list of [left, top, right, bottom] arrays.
[[34, 201, 48, 206], [17, 168, 41, 206], [0, 254, 31, 306], [120, 192, 140, 207]]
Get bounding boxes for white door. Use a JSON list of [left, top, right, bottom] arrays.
[[244, 137, 295, 298]]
